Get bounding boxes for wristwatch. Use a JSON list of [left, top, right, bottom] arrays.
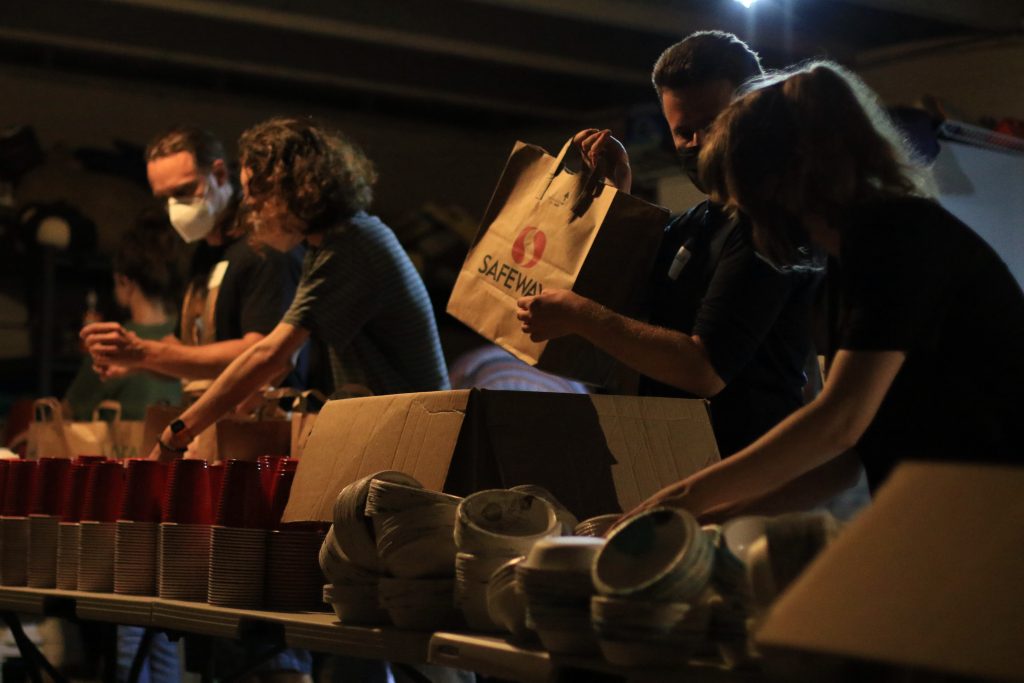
[[159, 419, 192, 453]]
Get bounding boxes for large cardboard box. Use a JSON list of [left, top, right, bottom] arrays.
[[283, 390, 720, 523], [755, 462, 1024, 682]]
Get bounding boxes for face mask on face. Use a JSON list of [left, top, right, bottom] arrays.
[[677, 145, 706, 193], [167, 174, 233, 243]]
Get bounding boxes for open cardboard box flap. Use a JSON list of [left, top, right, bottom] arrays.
[[283, 389, 719, 523], [755, 461, 1024, 682]]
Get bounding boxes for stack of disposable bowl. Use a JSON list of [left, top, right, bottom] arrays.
[[1, 460, 38, 586], [486, 557, 530, 640], [27, 457, 70, 588], [508, 485, 578, 535], [736, 512, 841, 667], [320, 472, 417, 624], [114, 460, 167, 595], [590, 507, 715, 667], [78, 461, 126, 592], [265, 460, 327, 612], [320, 526, 388, 624], [158, 459, 214, 601], [208, 459, 269, 608], [573, 514, 620, 538], [454, 489, 560, 632], [57, 457, 104, 590], [516, 536, 605, 655], [364, 477, 463, 629]]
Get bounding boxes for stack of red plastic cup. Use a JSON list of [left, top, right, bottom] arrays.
[[159, 459, 213, 601], [208, 462, 226, 515], [267, 460, 300, 530], [57, 459, 103, 590], [258, 455, 287, 507], [27, 457, 71, 588], [208, 459, 270, 608], [0, 460, 10, 514], [79, 461, 125, 592], [114, 460, 167, 595], [1, 459, 39, 586]]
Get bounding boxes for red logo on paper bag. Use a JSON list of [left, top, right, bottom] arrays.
[[511, 226, 546, 268]]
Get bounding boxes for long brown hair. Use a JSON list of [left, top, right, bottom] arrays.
[[700, 60, 932, 265], [239, 117, 378, 235]]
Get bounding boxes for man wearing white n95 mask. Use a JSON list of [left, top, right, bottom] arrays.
[[82, 126, 300, 384]]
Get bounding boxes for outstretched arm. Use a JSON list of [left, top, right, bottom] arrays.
[[624, 349, 904, 519], [148, 322, 309, 461], [82, 322, 265, 380]]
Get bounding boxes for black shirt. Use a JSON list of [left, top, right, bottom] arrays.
[[834, 196, 1024, 490], [641, 201, 820, 457], [215, 238, 297, 342]]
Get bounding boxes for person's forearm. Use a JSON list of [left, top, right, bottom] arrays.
[[576, 305, 724, 396], [685, 397, 857, 515], [139, 333, 264, 379], [699, 449, 863, 522], [172, 340, 289, 439]]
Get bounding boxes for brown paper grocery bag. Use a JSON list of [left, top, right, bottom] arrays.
[[447, 138, 668, 385], [27, 399, 143, 459]]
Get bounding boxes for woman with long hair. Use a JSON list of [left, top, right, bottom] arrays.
[[630, 61, 1024, 519]]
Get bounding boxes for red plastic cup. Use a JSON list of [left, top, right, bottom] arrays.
[[262, 456, 290, 516], [119, 459, 167, 523], [81, 461, 125, 522], [215, 459, 268, 529], [208, 462, 226, 515], [31, 457, 71, 516], [0, 460, 10, 514], [162, 459, 213, 525], [62, 462, 94, 522], [75, 455, 108, 465], [267, 463, 299, 529], [2, 460, 38, 516]]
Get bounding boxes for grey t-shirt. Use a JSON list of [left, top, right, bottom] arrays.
[[282, 212, 450, 396]]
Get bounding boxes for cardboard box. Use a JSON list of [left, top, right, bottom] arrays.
[[755, 462, 1024, 682], [283, 390, 720, 523]]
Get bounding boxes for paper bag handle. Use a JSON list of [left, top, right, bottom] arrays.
[[538, 137, 603, 217], [33, 397, 65, 424], [32, 397, 74, 459], [92, 400, 123, 425]]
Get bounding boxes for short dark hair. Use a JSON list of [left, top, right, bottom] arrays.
[[239, 117, 377, 234], [145, 125, 225, 169], [114, 209, 183, 308], [652, 31, 763, 95]]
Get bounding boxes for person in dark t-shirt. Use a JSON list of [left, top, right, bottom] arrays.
[[82, 126, 300, 385], [516, 32, 820, 457], [628, 61, 1024, 521], [149, 117, 448, 460]]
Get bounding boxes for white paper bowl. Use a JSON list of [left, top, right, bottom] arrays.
[[486, 558, 531, 639], [573, 514, 620, 538], [333, 471, 421, 571], [323, 582, 389, 625], [509, 485, 578, 535], [455, 489, 560, 557], [319, 527, 378, 584], [592, 507, 713, 602], [721, 516, 768, 565], [522, 536, 605, 572], [365, 479, 461, 516]]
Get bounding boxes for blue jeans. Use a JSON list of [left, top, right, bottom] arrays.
[[117, 626, 180, 683]]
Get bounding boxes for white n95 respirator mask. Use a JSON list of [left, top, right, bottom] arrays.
[[167, 175, 233, 243]]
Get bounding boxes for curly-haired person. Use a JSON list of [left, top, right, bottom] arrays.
[[150, 117, 449, 460]]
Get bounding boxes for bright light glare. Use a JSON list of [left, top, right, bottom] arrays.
[[734, 0, 757, 7]]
